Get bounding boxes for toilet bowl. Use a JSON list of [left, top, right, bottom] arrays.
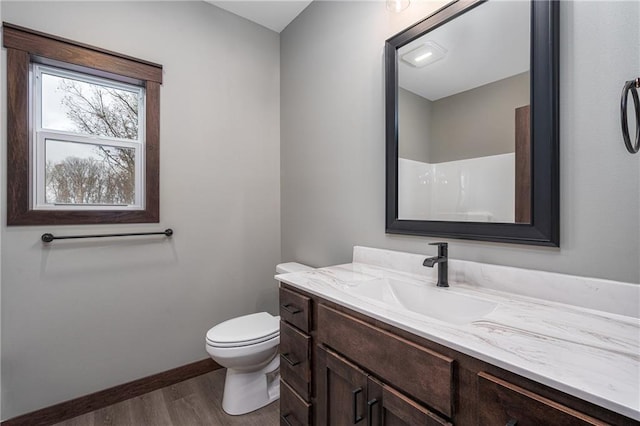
[[205, 262, 313, 415], [206, 312, 280, 415]]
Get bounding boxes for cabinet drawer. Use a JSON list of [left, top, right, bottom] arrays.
[[280, 379, 312, 426], [280, 287, 311, 333], [477, 372, 609, 426], [317, 304, 454, 418], [280, 320, 311, 401]]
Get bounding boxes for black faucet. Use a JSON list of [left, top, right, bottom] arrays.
[[423, 242, 449, 287]]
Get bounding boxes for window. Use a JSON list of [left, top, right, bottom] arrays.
[[3, 23, 162, 225], [34, 64, 145, 210]]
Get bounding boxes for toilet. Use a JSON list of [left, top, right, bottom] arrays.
[[205, 262, 313, 415]]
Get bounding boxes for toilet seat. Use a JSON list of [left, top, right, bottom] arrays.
[[206, 332, 279, 348], [206, 312, 280, 348]]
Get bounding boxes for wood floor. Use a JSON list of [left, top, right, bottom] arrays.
[[52, 369, 280, 426]]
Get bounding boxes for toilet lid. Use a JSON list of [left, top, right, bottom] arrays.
[[206, 312, 280, 347]]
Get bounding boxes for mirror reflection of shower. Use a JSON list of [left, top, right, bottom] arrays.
[[396, 0, 531, 223]]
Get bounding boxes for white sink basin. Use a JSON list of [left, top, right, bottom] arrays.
[[344, 278, 497, 325]]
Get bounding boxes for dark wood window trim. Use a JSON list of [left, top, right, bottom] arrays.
[[3, 23, 162, 225]]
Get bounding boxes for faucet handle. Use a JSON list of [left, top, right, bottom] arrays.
[[428, 242, 448, 247]]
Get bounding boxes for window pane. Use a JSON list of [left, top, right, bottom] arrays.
[[41, 72, 140, 140], [45, 139, 136, 205]]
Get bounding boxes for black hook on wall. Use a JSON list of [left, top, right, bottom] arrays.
[[620, 77, 640, 154]]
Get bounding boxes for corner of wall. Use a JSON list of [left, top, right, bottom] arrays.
[[1, 0, 4, 419]]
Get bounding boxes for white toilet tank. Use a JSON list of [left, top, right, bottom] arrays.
[[276, 262, 313, 274]]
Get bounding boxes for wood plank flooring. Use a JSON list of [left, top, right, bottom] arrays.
[[52, 369, 279, 426]]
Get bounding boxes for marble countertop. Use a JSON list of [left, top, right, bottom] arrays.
[[276, 255, 640, 421]]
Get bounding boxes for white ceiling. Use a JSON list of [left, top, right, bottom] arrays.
[[398, 0, 530, 101], [206, 1, 313, 33]]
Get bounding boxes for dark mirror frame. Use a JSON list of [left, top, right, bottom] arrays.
[[385, 0, 559, 247]]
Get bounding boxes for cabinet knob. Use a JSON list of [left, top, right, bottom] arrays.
[[506, 420, 518, 426]]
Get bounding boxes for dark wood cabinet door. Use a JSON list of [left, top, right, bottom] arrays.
[[478, 372, 609, 426], [367, 377, 452, 426], [316, 346, 370, 426]]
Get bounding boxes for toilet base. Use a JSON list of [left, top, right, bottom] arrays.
[[221, 354, 280, 415]]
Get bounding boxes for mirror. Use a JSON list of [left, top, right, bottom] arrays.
[[397, 1, 530, 224], [385, 0, 559, 246]]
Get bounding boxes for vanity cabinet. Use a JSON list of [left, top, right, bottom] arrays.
[[279, 283, 639, 426], [279, 287, 313, 425], [317, 304, 454, 418], [280, 286, 311, 333], [316, 346, 451, 426], [315, 346, 368, 425], [281, 380, 312, 426], [477, 373, 607, 426], [280, 320, 311, 399], [369, 377, 453, 426]]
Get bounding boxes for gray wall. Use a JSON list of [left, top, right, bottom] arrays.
[[281, 1, 640, 283], [430, 72, 529, 163], [1, 1, 280, 419], [398, 88, 432, 163], [399, 72, 529, 163]]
